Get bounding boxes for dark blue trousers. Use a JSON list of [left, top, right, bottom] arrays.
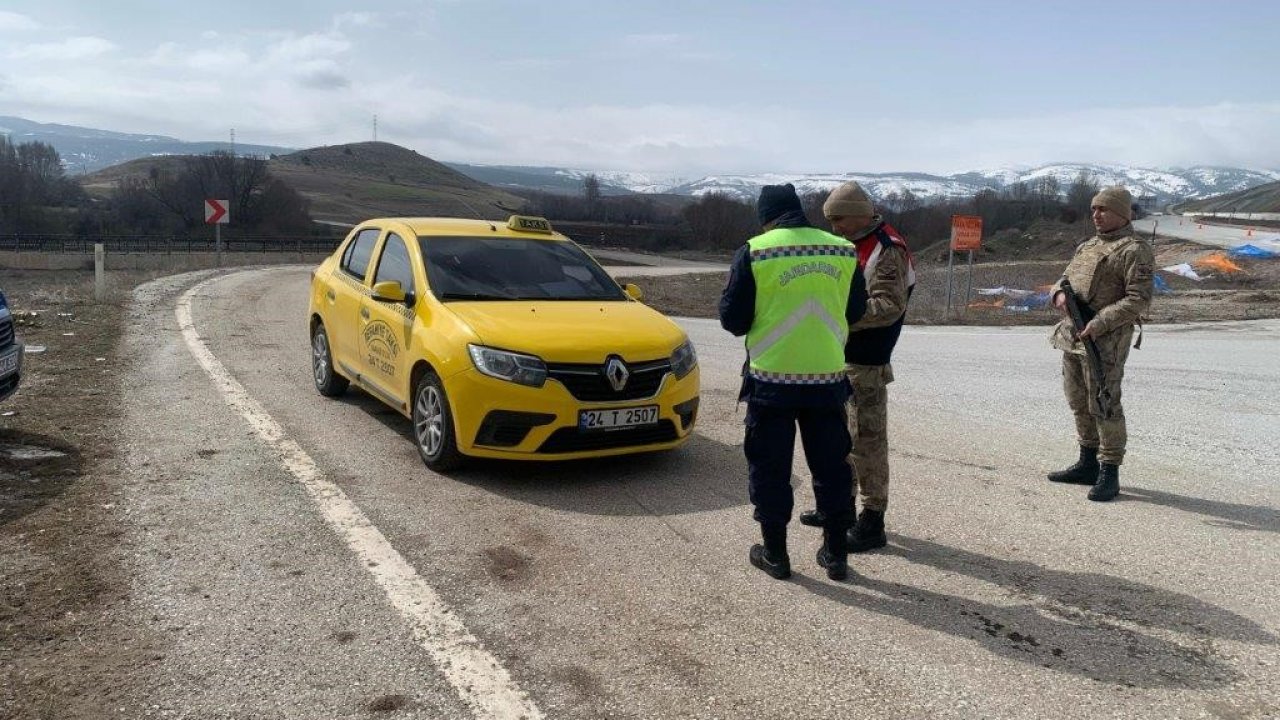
[[744, 401, 854, 528]]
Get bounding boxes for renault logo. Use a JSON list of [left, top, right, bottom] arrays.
[[604, 357, 629, 392]]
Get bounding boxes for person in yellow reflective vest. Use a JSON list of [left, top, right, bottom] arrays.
[[719, 183, 867, 581]]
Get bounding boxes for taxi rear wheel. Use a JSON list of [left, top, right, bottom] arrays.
[[412, 370, 464, 471], [311, 323, 349, 397]]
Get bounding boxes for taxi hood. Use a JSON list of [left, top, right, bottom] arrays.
[[446, 300, 686, 363]]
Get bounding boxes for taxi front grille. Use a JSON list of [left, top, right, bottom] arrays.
[[546, 359, 670, 402], [537, 420, 678, 454], [0, 319, 12, 348]]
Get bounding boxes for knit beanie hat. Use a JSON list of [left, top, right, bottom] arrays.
[[1091, 186, 1133, 221], [823, 181, 874, 219], [757, 183, 805, 225]]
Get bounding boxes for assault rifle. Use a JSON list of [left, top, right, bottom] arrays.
[[1058, 278, 1113, 418]]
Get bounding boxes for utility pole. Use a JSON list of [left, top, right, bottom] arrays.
[[230, 128, 236, 156], [373, 114, 378, 142]]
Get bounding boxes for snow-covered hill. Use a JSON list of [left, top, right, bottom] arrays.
[[631, 164, 1280, 204], [6, 115, 1275, 204], [446, 161, 1280, 205]]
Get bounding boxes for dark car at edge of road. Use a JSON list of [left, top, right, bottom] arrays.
[[0, 287, 24, 402]]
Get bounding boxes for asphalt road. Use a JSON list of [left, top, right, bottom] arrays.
[[1136, 215, 1280, 250], [113, 266, 1280, 719]]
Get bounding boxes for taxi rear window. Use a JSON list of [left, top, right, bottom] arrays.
[[419, 236, 625, 302], [341, 228, 380, 280]]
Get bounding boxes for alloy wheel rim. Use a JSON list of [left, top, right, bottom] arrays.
[[415, 385, 444, 457], [312, 331, 329, 385]]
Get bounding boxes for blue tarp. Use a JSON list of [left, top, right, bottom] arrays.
[[974, 287, 1053, 309], [1153, 273, 1172, 294], [1228, 244, 1279, 258]]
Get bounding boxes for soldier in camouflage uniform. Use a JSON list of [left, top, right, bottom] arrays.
[[1047, 186, 1154, 501], [798, 182, 916, 551]]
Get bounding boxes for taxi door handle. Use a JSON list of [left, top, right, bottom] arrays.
[[360, 308, 370, 320], [326, 290, 335, 302]]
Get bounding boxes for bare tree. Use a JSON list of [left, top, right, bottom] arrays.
[[0, 137, 86, 233], [141, 151, 311, 235], [681, 192, 757, 251], [1034, 176, 1061, 218], [1065, 170, 1100, 222], [583, 173, 602, 220]]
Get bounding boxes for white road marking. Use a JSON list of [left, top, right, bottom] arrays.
[[176, 275, 543, 720]]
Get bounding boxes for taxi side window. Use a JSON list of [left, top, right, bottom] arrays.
[[373, 233, 416, 295], [341, 229, 380, 280]]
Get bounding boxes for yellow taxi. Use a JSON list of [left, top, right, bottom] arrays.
[[308, 215, 700, 470]]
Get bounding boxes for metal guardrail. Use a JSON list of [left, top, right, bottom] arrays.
[[0, 235, 343, 254]]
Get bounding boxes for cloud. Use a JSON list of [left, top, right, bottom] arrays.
[[615, 32, 719, 63], [1, 14, 1276, 176], [296, 69, 351, 90], [0, 11, 39, 32], [149, 43, 253, 72], [263, 31, 352, 64], [826, 102, 1280, 174], [9, 36, 116, 61], [333, 12, 381, 30]]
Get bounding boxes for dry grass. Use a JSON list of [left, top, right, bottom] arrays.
[[619, 234, 1280, 326], [4, 269, 173, 307]]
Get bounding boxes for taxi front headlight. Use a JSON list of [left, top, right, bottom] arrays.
[[468, 344, 547, 388], [670, 339, 697, 380]]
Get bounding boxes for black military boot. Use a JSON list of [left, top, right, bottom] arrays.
[[1047, 445, 1099, 485], [815, 526, 849, 581], [797, 509, 825, 527], [1088, 463, 1120, 502], [749, 523, 791, 580], [846, 509, 887, 553]]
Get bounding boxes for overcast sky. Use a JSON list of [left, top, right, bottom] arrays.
[[2, 1, 1278, 176]]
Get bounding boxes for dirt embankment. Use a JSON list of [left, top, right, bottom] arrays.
[[621, 221, 1280, 325], [1, 270, 165, 718]]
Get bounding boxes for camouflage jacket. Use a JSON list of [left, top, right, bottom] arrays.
[[1049, 225, 1154, 352]]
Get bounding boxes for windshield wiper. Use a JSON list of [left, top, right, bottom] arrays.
[[437, 292, 514, 301]]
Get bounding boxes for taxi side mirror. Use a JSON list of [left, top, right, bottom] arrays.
[[623, 283, 644, 302], [371, 280, 407, 304]]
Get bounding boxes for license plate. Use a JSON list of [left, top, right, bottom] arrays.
[[579, 405, 659, 430], [0, 348, 17, 378]]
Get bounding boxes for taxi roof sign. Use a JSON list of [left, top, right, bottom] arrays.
[[507, 215, 553, 234]]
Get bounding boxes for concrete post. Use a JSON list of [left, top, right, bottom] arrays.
[[94, 243, 105, 301]]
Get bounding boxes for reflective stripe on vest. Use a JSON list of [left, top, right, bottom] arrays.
[[746, 297, 847, 359], [745, 227, 857, 383]]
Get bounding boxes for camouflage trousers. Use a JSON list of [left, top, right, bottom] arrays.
[[1061, 326, 1133, 465], [846, 363, 893, 512]]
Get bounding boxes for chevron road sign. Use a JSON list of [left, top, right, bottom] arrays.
[[204, 199, 229, 224]]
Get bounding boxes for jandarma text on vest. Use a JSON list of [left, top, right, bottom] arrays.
[[776, 261, 843, 286]]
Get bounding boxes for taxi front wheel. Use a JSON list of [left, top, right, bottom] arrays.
[[413, 370, 464, 471], [311, 323, 349, 397]]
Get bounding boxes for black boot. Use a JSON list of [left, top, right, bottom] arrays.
[[749, 523, 791, 580], [1048, 445, 1099, 485], [798, 509, 825, 527], [816, 525, 849, 580], [846, 509, 887, 553], [1088, 463, 1120, 502]]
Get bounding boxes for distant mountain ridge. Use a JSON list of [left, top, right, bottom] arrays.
[[7, 115, 1277, 205], [0, 116, 292, 173], [1174, 180, 1280, 214], [447, 162, 1280, 206]]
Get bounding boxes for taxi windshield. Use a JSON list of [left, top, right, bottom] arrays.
[[419, 236, 627, 302]]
